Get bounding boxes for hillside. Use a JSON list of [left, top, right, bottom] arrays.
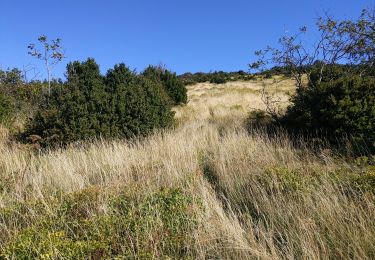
[[174, 76, 295, 121], [1, 79, 374, 259]]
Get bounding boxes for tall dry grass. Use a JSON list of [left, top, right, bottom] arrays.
[[173, 76, 294, 121], [0, 80, 374, 259]]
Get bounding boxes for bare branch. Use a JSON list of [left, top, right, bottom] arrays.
[[28, 35, 65, 96]]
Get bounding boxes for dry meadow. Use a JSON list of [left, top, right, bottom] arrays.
[[1, 78, 374, 259]]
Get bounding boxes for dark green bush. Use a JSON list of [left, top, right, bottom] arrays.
[[0, 68, 23, 87], [0, 68, 45, 128], [179, 72, 210, 85], [245, 110, 274, 129], [209, 73, 227, 84], [282, 75, 375, 154], [23, 59, 108, 145], [105, 64, 174, 137], [0, 92, 14, 124], [162, 70, 188, 104], [143, 66, 187, 105], [309, 65, 353, 86], [23, 59, 174, 147], [0, 68, 26, 126], [178, 71, 254, 85]]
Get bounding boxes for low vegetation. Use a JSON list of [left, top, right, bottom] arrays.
[[0, 6, 374, 259], [1, 116, 375, 258], [179, 70, 255, 85]]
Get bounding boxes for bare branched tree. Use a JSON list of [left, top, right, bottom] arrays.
[[28, 35, 65, 95], [22, 63, 41, 83]]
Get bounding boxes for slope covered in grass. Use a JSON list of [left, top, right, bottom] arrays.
[[0, 80, 374, 259]]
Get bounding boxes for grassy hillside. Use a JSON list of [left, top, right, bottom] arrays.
[[174, 76, 295, 121], [1, 79, 374, 259]]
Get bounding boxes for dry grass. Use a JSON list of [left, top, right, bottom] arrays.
[[174, 76, 295, 122], [1, 79, 374, 259]]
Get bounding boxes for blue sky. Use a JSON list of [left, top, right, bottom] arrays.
[[0, 0, 374, 79]]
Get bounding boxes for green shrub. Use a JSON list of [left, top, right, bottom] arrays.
[[0, 92, 14, 124], [352, 168, 375, 195], [245, 110, 274, 129], [178, 71, 253, 85], [0, 68, 23, 87], [143, 66, 187, 105], [0, 69, 46, 131], [162, 70, 188, 104], [263, 73, 272, 79], [23, 59, 174, 147], [105, 64, 174, 137], [178, 72, 209, 85], [22, 59, 108, 146], [282, 75, 375, 154], [14, 81, 44, 109], [209, 73, 227, 84], [0, 68, 31, 126]]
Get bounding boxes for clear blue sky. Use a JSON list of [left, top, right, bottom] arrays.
[[0, 0, 374, 79]]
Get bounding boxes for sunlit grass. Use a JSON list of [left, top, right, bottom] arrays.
[[1, 79, 374, 259]]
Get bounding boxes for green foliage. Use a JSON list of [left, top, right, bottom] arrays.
[[0, 68, 23, 86], [1, 187, 199, 259], [258, 66, 293, 77], [309, 64, 350, 86], [352, 167, 375, 195], [23, 59, 107, 145], [179, 72, 210, 85], [209, 72, 227, 84], [250, 7, 375, 155], [106, 64, 174, 137], [143, 66, 188, 105], [260, 165, 375, 198], [23, 59, 174, 147], [328, 164, 375, 200], [245, 110, 274, 129], [163, 70, 188, 104], [179, 70, 254, 85], [15, 81, 45, 108], [0, 92, 14, 124], [0, 69, 22, 125], [262, 167, 321, 194], [0, 68, 45, 130], [282, 75, 375, 154]]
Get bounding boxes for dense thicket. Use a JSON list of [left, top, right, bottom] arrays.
[[0, 68, 44, 126], [106, 64, 174, 136], [143, 66, 187, 105], [0, 92, 13, 124], [0, 70, 20, 125], [283, 73, 375, 153], [23, 59, 174, 147]]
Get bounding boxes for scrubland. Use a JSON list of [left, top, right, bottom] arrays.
[[1, 79, 374, 259]]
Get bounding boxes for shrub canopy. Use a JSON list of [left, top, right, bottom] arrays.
[[143, 66, 187, 105], [283, 74, 375, 153], [0, 92, 13, 124], [24, 59, 174, 146]]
